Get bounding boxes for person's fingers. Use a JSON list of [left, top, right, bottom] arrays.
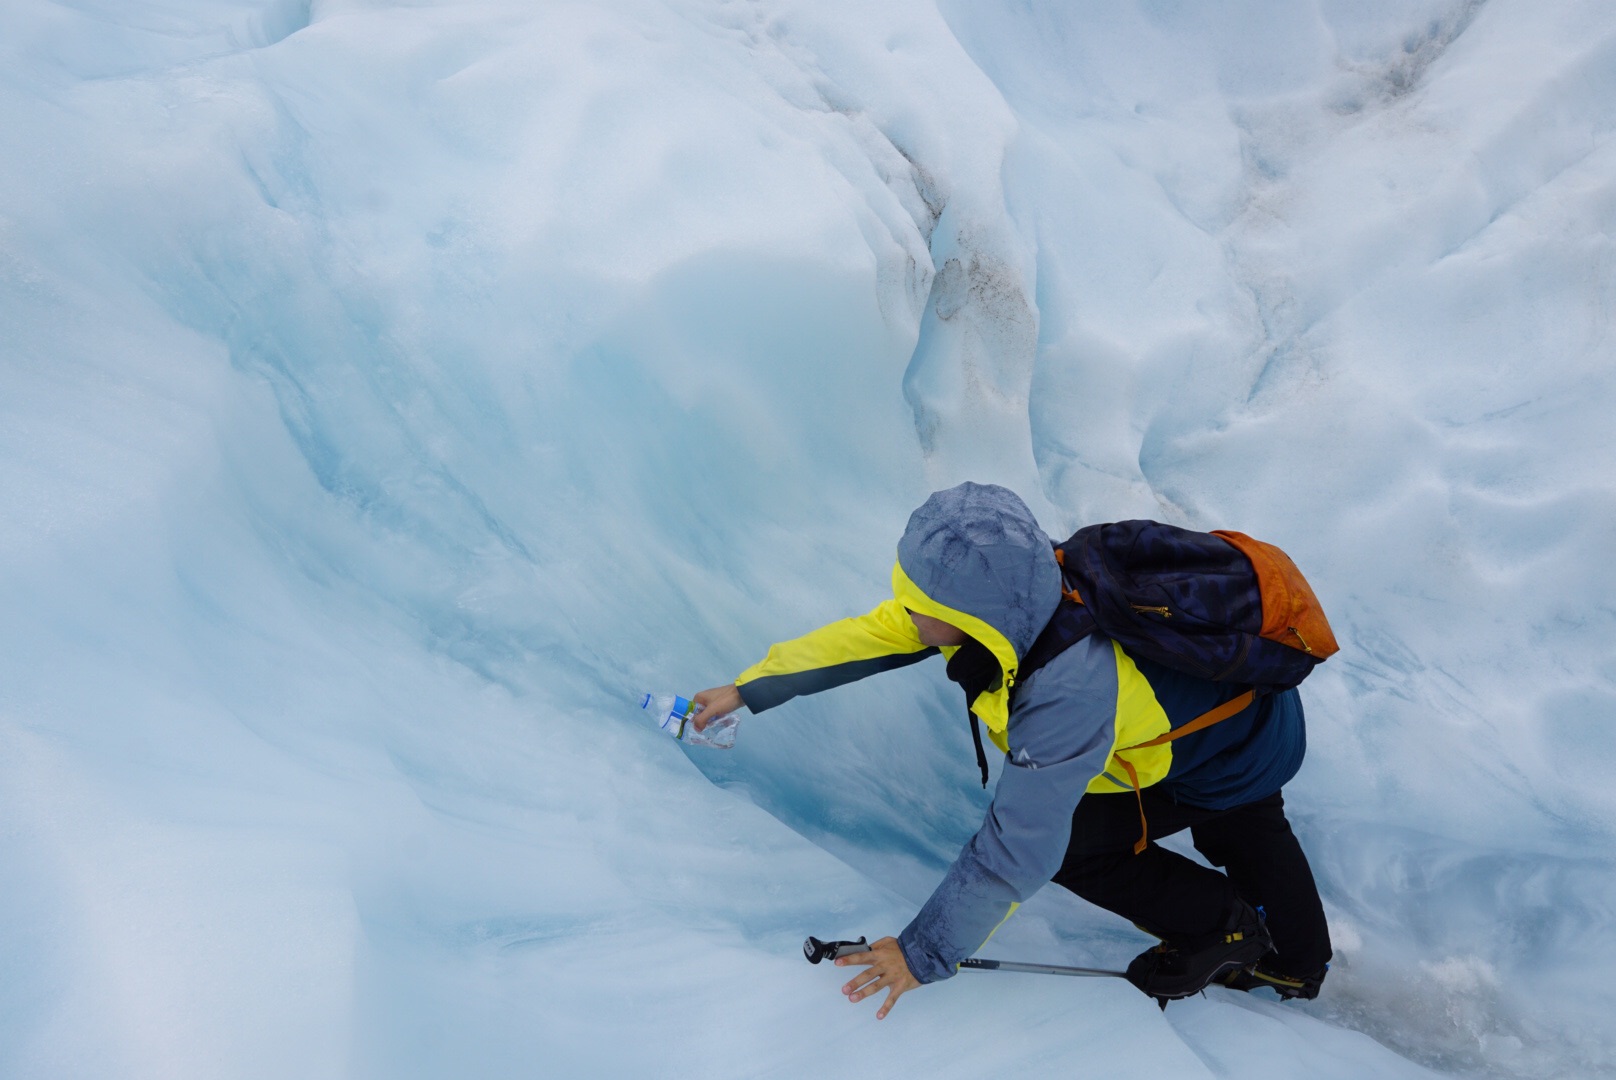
[[842, 968, 884, 998], [843, 963, 884, 992], [689, 695, 718, 730], [689, 686, 739, 731], [850, 962, 908, 1001], [834, 938, 917, 1008], [852, 970, 892, 1001]]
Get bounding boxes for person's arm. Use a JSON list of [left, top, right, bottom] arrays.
[[897, 635, 1118, 982], [692, 599, 937, 726]]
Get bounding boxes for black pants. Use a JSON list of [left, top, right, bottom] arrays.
[[1051, 788, 1332, 977]]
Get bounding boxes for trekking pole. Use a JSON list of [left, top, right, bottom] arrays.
[[804, 936, 1126, 979], [957, 957, 1127, 979]]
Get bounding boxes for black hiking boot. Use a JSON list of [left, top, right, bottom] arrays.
[[1125, 900, 1273, 1005], [1216, 955, 1327, 1000]]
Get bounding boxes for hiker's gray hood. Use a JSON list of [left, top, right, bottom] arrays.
[[895, 482, 1061, 660]]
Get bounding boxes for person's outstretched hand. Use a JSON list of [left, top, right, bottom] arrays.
[[690, 684, 743, 731], [836, 936, 922, 1020]]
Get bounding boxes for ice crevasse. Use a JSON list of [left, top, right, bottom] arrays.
[[1, 0, 1613, 1077]]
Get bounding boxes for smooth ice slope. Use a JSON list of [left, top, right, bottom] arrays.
[[1, 1, 1612, 1077]]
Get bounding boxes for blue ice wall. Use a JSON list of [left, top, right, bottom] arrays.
[[2, 1, 1612, 1077]]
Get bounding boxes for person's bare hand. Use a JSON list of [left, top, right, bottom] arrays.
[[836, 936, 921, 1020], [690, 684, 742, 731]]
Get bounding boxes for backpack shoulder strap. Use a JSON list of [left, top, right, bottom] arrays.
[[1013, 591, 1098, 698], [1111, 688, 1262, 853]]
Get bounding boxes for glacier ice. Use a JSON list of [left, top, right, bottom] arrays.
[[1, 0, 1613, 1077]]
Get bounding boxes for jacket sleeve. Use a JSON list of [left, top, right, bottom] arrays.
[[734, 598, 938, 713], [897, 634, 1118, 983]]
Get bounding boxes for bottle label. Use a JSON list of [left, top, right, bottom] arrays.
[[668, 695, 694, 739]]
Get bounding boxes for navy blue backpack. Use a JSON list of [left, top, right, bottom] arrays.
[[1026, 519, 1338, 690], [997, 521, 1339, 849]]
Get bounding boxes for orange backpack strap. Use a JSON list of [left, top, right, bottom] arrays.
[[1052, 547, 1084, 606], [1112, 689, 1258, 854]]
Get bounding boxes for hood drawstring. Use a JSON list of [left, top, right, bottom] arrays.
[[968, 712, 990, 788], [945, 637, 1004, 789]]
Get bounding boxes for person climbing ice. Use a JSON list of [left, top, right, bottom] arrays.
[[690, 482, 1334, 1017]]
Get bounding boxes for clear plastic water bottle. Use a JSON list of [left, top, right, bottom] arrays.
[[639, 691, 740, 749]]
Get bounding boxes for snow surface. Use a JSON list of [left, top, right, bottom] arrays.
[[2, 0, 1613, 1077]]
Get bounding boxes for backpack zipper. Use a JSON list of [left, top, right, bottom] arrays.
[[1131, 604, 1172, 618], [1288, 627, 1314, 654]]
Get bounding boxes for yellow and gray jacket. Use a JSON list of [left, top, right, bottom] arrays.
[[735, 483, 1305, 984]]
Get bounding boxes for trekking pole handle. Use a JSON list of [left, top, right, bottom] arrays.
[[803, 935, 871, 964]]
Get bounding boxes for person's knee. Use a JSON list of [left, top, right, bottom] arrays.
[[1192, 793, 1298, 862], [1190, 830, 1235, 869]]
